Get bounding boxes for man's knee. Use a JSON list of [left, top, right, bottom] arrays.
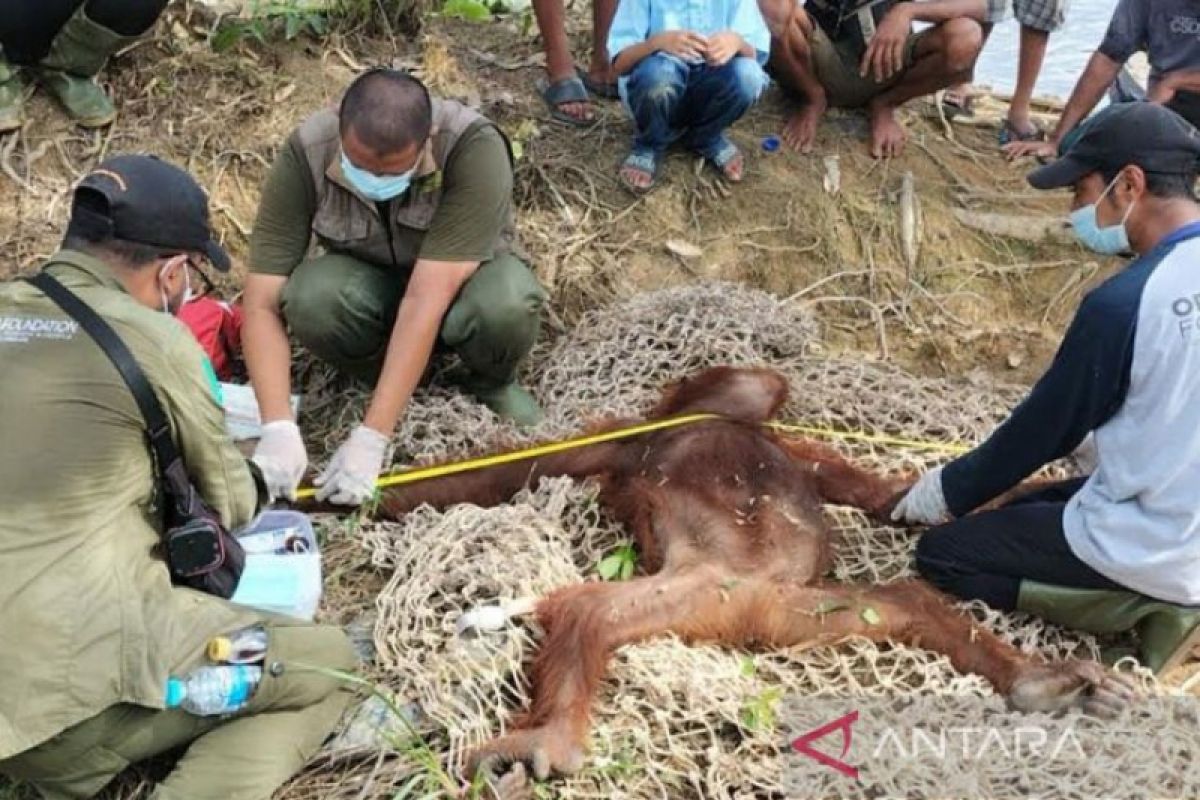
[[914, 526, 967, 592], [757, 0, 793, 38], [447, 256, 544, 337], [629, 53, 689, 106], [251, 624, 358, 713], [728, 57, 768, 105], [280, 254, 396, 362], [938, 17, 984, 76]]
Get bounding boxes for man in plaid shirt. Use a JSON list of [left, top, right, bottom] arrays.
[[944, 0, 1070, 144]]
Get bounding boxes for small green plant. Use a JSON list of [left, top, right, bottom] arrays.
[[597, 542, 637, 581], [440, 0, 491, 21], [739, 687, 782, 733], [210, 0, 329, 52]]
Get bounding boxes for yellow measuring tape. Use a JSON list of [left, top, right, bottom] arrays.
[[293, 415, 969, 501]]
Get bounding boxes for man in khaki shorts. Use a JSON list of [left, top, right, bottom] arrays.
[[759, 0, 988, 157]]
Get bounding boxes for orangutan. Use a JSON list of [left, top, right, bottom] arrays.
[[366, 366, 1133, 781]]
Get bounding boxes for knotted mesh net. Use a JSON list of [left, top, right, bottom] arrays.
[[300, 283, 1190, 800]]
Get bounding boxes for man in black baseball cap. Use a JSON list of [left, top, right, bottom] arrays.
[[891, 101, 1200, 676], [0, 153, 360, 798]]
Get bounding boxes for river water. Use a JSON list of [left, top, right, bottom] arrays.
[[973, 0, 1120, 98]]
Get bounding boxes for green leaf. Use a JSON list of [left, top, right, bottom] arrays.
[[597, 554, 623, 580], [284, 13, 302, 39], [739, 655, 756, 677], [209, 23, 243, 53], [307, 14, 328, 35], [441, 0, 492, 21], [860, 606, 883, 626], [619, 558, 635, 581]]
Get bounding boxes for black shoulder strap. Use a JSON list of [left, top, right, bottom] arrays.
[[26, 271, 183, 487]]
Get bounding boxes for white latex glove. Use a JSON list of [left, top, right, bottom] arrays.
[[251, 420, 308, 502], [314, 425, 390, 506], [890, 466, 950, 526]]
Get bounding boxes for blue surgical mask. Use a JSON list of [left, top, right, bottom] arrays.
[[1070, 174, 1135, 256], [340, 151, 414, 202]]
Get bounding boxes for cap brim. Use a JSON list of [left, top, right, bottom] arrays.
[[203, 240, 232, 273], [1027, 155, 1094, 191]]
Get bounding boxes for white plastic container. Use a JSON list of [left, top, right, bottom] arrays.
[[230, 510, 322, 620]]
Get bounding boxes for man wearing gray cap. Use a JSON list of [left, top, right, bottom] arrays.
[[890, 102, 1200, 675], [0, 155, 357, 799]]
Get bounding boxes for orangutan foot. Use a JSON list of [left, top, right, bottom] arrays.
[[1008, 660, 1137, 719], [468, 722, 587, 781]]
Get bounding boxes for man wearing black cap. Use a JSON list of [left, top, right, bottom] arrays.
[[890, 102, 1200, 675], [0, 154, 357, 798]]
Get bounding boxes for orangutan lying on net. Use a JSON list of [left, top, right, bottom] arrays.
[[368, 366, 1133, 781]]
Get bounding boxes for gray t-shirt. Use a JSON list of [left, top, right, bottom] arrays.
[[1099, 0, 1200, 80]]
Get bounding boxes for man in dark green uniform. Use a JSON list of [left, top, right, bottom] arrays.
[[244, 69, 547, 506], [0, 155, 357, 799]]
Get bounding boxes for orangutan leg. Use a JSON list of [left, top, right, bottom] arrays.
[[467, 563, 753, 779], [755, 579, 1134, 715]]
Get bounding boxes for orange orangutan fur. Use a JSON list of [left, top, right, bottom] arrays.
[[369, 367, 1127, 780]]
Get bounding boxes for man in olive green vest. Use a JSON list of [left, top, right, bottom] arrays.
[[245, 68, 547, 506], [0, 155, 357, 799]]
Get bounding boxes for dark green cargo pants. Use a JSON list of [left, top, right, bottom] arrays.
[[280, 252, 546, 387], [0, 624, 357, 800]]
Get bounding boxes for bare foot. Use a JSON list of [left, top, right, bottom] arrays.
[[1008, 660, 1137, 719], [782, 98, 827, 153], [619, 150, 658, 193], [468, 724, 587, 780], [718, 149, 745, 182], [556, 99, 593, 124], [867, 100, 906, 159]]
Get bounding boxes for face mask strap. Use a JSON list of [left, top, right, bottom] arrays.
[[157, 257, 192, 315]]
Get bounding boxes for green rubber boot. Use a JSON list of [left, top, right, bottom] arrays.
[[0, 53, 24, 132], [34, 7, 135, 128], [466, 380, 544, 428], [1017, 580, 1200, 674]]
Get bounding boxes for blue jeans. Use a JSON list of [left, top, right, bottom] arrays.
[[621, 53, 767, 156]]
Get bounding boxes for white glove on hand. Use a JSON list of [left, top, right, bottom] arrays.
[[890, 466, 950, 526], [314, 425, 390, 506], [251, 420, 308, 502]]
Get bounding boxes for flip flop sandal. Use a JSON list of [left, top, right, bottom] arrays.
[[941, 91, 975, 120], [701, 137, 744, 183], [619, 149, 661, 194], [998, 118, 1045, 146], [538, 75, 593, 127], [576, 66, 620, 100]]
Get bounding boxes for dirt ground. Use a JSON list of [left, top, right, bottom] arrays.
[[0, 4, 1141, 799], [0, 4, 1111, 383]]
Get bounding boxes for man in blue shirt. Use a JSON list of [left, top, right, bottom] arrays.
[[607, 0, 771, 192], [893, 102, 1200, 675], [761, 0, 987, 158]]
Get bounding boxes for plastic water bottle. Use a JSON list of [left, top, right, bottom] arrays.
[[166, 665, 262, 716], [207, 625, 269, 665]]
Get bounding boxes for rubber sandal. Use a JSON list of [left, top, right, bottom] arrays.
[[538, 75, 593, 127], [998, 118, 1045, 146], [941, 90, 975, 120], [576, 66, 619, 100], [619, 149, 660, 194], [700, 136, 744, 183]]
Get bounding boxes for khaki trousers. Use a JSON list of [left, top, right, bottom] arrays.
[[0, 623, 357, 800]]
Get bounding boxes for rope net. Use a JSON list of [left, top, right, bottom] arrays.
[[302, 283, 1185, 799]]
